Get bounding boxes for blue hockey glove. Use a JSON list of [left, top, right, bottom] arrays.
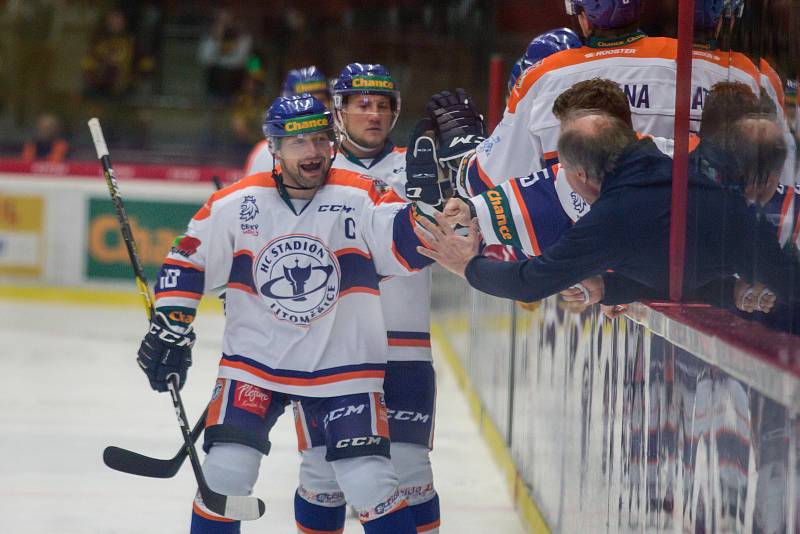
[[137, 312, 195, 392], [405, 118, 452, 212], [426, 88, 486, 172]]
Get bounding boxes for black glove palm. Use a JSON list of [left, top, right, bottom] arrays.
[[405, 118, 451, 211], [137, 312, 195, 392]]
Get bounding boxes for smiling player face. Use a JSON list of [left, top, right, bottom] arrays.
[[276, 132, 336, 191]]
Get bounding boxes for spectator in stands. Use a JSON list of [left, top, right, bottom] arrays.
[[21, 113, 69, 163], [81, 9, 148, 97], [198, 9, 253, 101], [414, 108, 800, 312]]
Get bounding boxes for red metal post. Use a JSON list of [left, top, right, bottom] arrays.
[[487, 54, 505, 131], [669, 0, 695, 301]]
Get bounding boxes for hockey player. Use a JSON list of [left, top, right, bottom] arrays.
[[136, 94, 442, 534], [330, 63, 405, 189], [292, 62, 443, 534], [506, 28, 582, 95], [438, 0, 764, 200], [243, 66, 331, 176]]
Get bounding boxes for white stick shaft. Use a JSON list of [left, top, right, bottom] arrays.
[[87, 118, 109, 158]]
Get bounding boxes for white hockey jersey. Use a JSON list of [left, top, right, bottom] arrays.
[[465, 34, 773, 196], [470, 34, 679, 193], [243, 140, 275, 176], [154, 169, 430, 398], [332, 144, 433, 363], [689, 48, 760, 133]]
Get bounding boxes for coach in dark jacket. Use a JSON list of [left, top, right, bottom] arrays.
[[415, 110, 799, 306]]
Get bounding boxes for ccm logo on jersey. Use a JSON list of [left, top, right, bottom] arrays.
[[318, 204, 354, 213], [335, 436, 383, 448], [485, 190, 513, 240]]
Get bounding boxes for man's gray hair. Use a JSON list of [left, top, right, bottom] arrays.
[[557, 109, 638, 183]]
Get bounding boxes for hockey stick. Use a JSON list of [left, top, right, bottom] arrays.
[[102, 177, 226, 479], [88, 118, 265, 521], [103, 405, 207, 478]]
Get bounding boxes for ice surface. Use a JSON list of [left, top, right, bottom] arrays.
[[0, 300, 525, 533]]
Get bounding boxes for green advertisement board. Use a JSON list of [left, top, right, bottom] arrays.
[[86, 197, 202, 280]]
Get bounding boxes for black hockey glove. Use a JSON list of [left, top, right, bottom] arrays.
[[405, 118, 451, 212], [426, 88, 487, 172], [137, 312, 195, 392]]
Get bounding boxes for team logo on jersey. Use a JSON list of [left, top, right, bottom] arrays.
[[239, 195, 260, 236], [254, 234, 340, 326], [211, 379, 223, 401], [477, 134, 501, 157]]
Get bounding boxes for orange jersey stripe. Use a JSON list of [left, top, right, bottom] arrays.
[[543, 150, 559, 162], [326, 168, 383, 203], [509, 37, 678, 113], [508, 178, 541, 256], [417, 519, 442, 532], [220, 359, 385, 387], [372, 392, 390, 438], [294, 404, 309, 451], [692, 49, 759, 82], [163, 257, 204, 271], [194, 172, 276, 221], [205, 379, 225, 428], [155, 290, 202, 300], [379, 189, 406, 204], [387, 338, 432, 348], [475, 159, 497, 191]]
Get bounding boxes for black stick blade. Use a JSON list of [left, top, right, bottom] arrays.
[[103, 445, 184, 479]]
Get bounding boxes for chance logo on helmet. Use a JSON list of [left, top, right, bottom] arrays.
[[282, 66, 330, 97]]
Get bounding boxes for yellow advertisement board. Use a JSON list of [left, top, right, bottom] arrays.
[[0, 194, 44, 277]]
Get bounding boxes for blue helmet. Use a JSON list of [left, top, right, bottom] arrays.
[[333, 62, 401, 133], [333, 63, 400, 108], [281, 66, 329, 98], [262, 94, 334, 139], [564, 0, 644, 30], [507, 28, 582, 93]]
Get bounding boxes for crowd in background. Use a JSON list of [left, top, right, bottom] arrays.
[[2, 0, 800, 334]]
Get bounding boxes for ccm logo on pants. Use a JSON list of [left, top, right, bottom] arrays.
[[336, 436, 383, 448]]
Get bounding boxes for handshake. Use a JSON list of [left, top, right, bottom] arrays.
[[404, 89, 486, 211]]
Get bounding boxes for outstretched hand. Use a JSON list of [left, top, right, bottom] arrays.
[[442, 197, 472, 227], [414, 211, 481, 278]]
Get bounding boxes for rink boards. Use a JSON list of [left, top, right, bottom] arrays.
[[0, 161, 221, 287], [433, 279, 800, 533]]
